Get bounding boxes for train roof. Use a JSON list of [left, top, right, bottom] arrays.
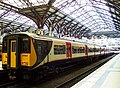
[[4, 32, 101, 46]]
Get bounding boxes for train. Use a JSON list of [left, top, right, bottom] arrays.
[[0, 44, 2, 60], [2, 32, 112, 80]]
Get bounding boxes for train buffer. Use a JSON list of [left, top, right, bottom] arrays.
[[0, 61, 8, 74]]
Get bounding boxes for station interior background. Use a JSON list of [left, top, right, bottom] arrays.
[[0, 0, 120, 50]]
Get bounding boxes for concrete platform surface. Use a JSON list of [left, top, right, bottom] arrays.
[[0, 61, 3, 70], [71, 54, 120, 88]]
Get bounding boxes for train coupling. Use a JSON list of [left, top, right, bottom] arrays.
[[8, 70, 17, 80], [9, 75, 16, 80]]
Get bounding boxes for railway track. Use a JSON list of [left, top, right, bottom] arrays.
[[55, 55, 115, 88], [0, 80, 18, 87], [0, 79, 30, 88]]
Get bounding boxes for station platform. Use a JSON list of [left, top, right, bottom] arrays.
[[0, 61, 3, 70], [71, 54, 120, 88]]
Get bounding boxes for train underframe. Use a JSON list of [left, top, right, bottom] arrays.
[[12, 53, 113, 80]]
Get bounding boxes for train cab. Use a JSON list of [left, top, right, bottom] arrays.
[[2, 33, 37, 69]]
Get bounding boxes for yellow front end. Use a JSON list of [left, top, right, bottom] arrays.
[[20, 54, 31, 66], [2, 53, 7, 68], [20, 38, 37, 67]]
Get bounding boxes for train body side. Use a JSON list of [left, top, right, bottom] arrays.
[[2, 33, 110, 69], [39, 39, 105, 67]]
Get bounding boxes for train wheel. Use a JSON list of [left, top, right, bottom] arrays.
[[31, 72, 41, 81]]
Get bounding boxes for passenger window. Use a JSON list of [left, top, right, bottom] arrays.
[[88, 48, 93, 52], [54, 45, 65, 54], [79, 47, 85, 53], [72, 46, 84, 53]]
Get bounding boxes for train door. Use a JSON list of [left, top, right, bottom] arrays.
[[10, 40, 16, 68], [85, 45, 88, 56], [66, 42, 72, 58], [100, 47, 101, 55]]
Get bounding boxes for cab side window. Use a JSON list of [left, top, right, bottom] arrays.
[[21, 38, 30, 53], [3, 39, 7, 53]]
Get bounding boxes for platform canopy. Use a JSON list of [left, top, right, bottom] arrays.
[[0, 0, 120, 38]]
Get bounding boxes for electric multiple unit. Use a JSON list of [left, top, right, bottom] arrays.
[[2, 32, 111, 79]]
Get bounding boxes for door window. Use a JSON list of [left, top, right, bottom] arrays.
[[12, 42, 16, 52]]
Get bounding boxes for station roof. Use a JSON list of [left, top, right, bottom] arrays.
[[0, 0, 120, 38]]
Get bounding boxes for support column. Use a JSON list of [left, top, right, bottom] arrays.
[[0, 31, 1, 36], [49, 26, 53, 37], [0, 22, 3, 35]]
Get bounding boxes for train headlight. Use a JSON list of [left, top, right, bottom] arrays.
[[5, 55, 8, 58], [21, 62, 28, 65], [4, 61, 7, 64]]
